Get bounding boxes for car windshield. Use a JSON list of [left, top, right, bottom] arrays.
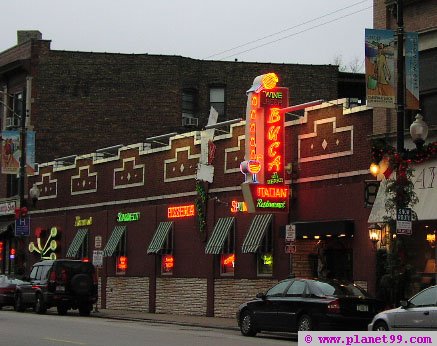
[[312, 281, 369, 297]]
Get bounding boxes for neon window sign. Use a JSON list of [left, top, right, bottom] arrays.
[[221, 253, 235, 275], [116, 256, 128, 275], [168, 204, 195, 219], [162, 254, 174, 273]]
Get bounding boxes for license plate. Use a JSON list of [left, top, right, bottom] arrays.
[[357, 304, 368, 312], [56, 286, 65, 292]]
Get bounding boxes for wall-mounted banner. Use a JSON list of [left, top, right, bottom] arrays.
[[0, 200, 17, 216], [365, 29, 396, 108], [405, 31, 420, 110], [1, 130, 36, 175]]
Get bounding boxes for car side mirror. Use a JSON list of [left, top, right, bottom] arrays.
[[400, 300, 409, 309], [256, 292, 266, 300]]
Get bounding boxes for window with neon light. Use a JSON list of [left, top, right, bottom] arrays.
[[116, 256, 128, 274], [160, 225, 174, 275], [257, 222, 273, 276], [221, 254, 235, 275], [161, 254, 174, 274], [219, 219, 235, 276]]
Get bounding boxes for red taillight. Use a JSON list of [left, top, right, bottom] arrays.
[[327, 299, 341, 314], [61, 269, 68, 283]]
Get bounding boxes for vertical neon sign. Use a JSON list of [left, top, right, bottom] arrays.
[[241, 73, 289, 213]]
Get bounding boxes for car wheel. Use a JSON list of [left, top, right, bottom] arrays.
[[14, 294, 25, 312], [57, 304, 68, 315], [373, 320, 389, 331], [79, 304, 91, 317], [297, 314, 313, 331], [240, 310, 257, 337], [35, 294, 46, 314]]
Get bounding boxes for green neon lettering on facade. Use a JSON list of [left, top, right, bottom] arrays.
[[117, 212, 140, 222]]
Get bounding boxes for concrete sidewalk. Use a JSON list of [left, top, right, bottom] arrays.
[[92, 309, 239, 331]]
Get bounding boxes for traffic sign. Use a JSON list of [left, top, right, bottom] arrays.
[[93, 250, 103, 267], [285, 224, 296, 242], [396, 208, 412, 235], [285, 244, 296, 254], [15, 216, 30, 236]]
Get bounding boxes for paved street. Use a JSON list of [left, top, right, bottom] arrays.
[[0, 309, 297, 346]]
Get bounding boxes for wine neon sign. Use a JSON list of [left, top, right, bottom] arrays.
[[168, 204, 195, 218]]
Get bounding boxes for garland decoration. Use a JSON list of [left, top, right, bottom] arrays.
[[195, 180, 207, 232], [370, 138, 437, 218], [370, 138, 436, 306]]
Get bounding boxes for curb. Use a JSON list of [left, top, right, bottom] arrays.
[[92, 311, 240, 332]]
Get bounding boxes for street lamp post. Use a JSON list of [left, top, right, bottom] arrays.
[[19, 88, 27, 210], [396, 0, 405, 154]]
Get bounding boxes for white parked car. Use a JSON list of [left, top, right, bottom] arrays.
[[368, 285, 437, 330]]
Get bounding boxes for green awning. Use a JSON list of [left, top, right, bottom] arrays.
[[147, 222, 173, 254], [103, 226, 126, 256], [66, 228, 88, 258], [205, 217, 235, 254], [241, 214, 273, 253]]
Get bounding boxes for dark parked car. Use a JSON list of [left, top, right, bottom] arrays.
[[15, 259, 98, 316], [368, 285, 437, 330], [237, 277, 384, 336], [0, 275, 26, 309]]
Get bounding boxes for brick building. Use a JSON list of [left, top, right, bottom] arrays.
[[0, 30, 365, 277], [12, 96, 377, 317]]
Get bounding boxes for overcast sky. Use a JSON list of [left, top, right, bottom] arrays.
[[1, 0, 373, 69]]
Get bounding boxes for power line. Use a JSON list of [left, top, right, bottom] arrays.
[[204, 0, 372, 61], [218, 6, 372, 61]]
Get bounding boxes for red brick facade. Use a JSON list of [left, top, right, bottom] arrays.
[[19, 99, 376, 315]]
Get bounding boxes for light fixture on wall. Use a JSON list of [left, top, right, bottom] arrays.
[[29, 183, 40, 208], [368, 223, 382, 248], [426, 230, 436, 248]]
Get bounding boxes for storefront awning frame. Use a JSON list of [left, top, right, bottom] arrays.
[[103, 225, 126, 257], [292, 219, 354, 239], [147, 221, 173, 254], [205, 217, 235, 254], [241, 214, 273, 253], [66, 228, 88, 258]]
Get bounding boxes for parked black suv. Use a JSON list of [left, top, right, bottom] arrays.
[[15, 259, 98, 316]]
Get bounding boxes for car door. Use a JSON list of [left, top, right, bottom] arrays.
[[276, 280, 307, 331], [254, 280, 292, 331], [393, 286, 437, 330]]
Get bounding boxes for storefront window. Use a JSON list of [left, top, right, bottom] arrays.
[[161, 254, 174, 275], [257, 221, 273, 276], [257, 252, 273, 275], [220, 253, 235, 275], [78, 233, 89, 261]]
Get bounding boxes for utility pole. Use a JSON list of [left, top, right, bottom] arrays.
[[18, 87, 28, 276]]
